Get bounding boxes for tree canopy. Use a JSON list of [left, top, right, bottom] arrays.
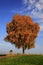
[[4, 14, 40, 53]]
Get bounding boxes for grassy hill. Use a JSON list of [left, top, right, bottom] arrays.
[[0, 55, 43, 65]]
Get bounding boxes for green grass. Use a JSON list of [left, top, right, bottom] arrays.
[[0, 55, 43, 65]]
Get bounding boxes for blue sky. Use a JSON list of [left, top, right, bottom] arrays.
[[0, 0, 43, 54]]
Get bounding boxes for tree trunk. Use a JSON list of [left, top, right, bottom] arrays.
[[23, 47, 25, 54]]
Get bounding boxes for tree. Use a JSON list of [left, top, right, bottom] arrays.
[[10, 50, 13, 53], [4, 14, 40, 54], [9, 50, 13, 54]]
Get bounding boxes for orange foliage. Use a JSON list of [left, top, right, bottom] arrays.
[[4, 14, 40, 49]]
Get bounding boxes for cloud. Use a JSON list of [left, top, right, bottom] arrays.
[[39, 0, 43, 3], [29, 0, 36, 4], [35, 2, 43, 10], [0, 44, 6, 46], [11, 0, 43, 19], [23, 0, 28, 4], [22, 0, 43, 19], [40, 25, 43, 31], [31, 10, 43, 19]]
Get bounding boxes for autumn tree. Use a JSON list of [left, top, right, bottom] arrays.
[[4, 14, 40, 54]]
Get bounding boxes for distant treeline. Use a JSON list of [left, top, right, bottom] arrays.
[[0, 54, 6, 56]]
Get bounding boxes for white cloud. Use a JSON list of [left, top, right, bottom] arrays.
[[0, 44, 6, 46], [29, 0, 36, 4], [40, 25, 43, 31], [35, 2, 43, 12], [39, 0, 43, 3], [31, 10, 43, 18], [22, 0, 43, 19], [23, 0, 28, 4], [11, 0, 43, 20]]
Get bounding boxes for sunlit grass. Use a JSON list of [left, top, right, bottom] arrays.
[[0, 55, 43, 65]]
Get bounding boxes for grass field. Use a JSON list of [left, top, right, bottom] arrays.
[[0, 55, 43, 65]]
